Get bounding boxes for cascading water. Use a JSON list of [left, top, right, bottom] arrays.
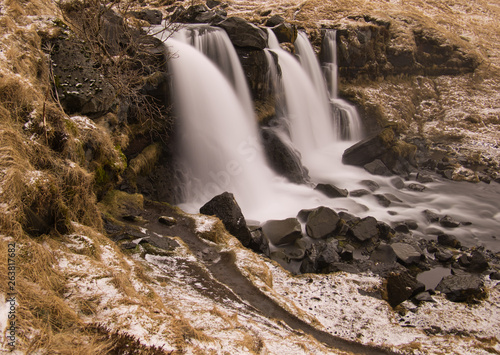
[[321, 30, 363, 141], [171, 25, 254, 119], [155, 23, 499, 252]]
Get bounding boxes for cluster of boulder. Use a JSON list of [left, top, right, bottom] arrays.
[[199, 191, 499, 308]]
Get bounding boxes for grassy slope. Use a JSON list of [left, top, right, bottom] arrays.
[[0, 0, 499, 353]]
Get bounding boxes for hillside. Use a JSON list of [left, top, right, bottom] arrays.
[[0, 0, 499, 354]]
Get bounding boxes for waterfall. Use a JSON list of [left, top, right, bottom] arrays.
[[162, 28, 324, 221], [172, 25, 254, 119], [265, 30, 336, 154], [321, 30, 363, 141]]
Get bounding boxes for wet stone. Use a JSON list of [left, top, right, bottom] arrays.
[[423, 209, 440, 223], [374, 194, 392, 207], [361, 180, 380, 192], [350, 189, 371, 197], [370, 243, 397, 264], [436, 274, 485, 302], [407, 183, 426, 192], [350, 216, 379, 242], [262, 218, 302, 246], [306, 206, 340, 239], [437, 234, 461, 248], [364, 159, 392, 176], [416, 172, 434, 183], [440, 215, 460, 228], [392, 242, 421, 265], [314, 183, 348, 198], [390, 177, 405, 189]]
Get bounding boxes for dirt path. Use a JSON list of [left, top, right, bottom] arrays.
[[142, 200, 398, 355]]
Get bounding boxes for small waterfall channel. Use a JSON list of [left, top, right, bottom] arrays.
[[154, 24, 500, 252]]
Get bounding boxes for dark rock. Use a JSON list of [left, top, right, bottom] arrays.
[[370, 243, 397, 264], [265, 15, 285, 27], [343, 133, 390, 167], [394, 223, 410, 234], [200, 192, 252, 246], [392, 242, 421, 264], [248, 226, 269, 255], [423, 209, 440, 223], [297, 208, 314, 222], [425, 227, 443, 235], [405, 220, 419, 230], [158, 216, 177, 226], [129, 9, 162, 24], [377, 221, 395, 241], [437, 233, 461, 248], [436, 274, 485, 302], [339, 211, 360, 223], [271, 22, 298, 43], [413, 291, 436, 304], [260, 9, 272, 17], [407, 183, 426, 192], [440, 169, 455, 180], [439, 215, 460, 228], [374, 194, 392, 207], [121, 237, 148, 250], [261, 127, 310, 184], [416, 172, 434, 183], [468, 250, 489, 273], [435, 249, 454, 262], [174, 4, 223, 24], [218, 17, 268, 49], [386, 271, 426, 307], [360, 180, 380, 192], [281, 242, 307, 260], [306, 206, 340, 239], [206, 0, 221, 8], [364, 159, 392, 176], [458, 254, 471, 267], [350, 216, 379, 242], [314, 183, 348, 198], [235, 47, 270, 101], [262, 218, 302, 245], [490, 271, 500, 280], [350, 189, 371, 197], [390, 177, 405, 189], [269, 250, 289, 268], [148, 234, 180, 251], [316, 241, 340, 269]]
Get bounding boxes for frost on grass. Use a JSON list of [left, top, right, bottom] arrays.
[[192, 214, 218, 233], [66, 115, 97, 131], [265, 260, 500, 354]]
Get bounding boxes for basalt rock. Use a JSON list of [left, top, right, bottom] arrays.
[[392, 242, 422, 265], [261, 128, 310, 184], [385, 271, 426, 307], [128, 9, 162, 25], [218, 17, 268, 49], [262, 218, 302, 246], [306, 206, 340, 239], [364, 160, 392, 176], [314, 183, 348, 198], [436, 274, 485, 302], [271, 22, 298, 43], [350, 216, 379, 242], [200, 192, 252, 247]]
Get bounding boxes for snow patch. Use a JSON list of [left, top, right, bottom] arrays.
[[192, 214, 218, 233], [66, 115, 97, 130]]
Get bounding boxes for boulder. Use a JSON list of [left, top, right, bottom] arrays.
[[393, 223, 410, 234], [467, 250, 489, 273], [342, 129, 394, 167], [436, 274, 485, 302], [370, 243, 397, 264], [314, 183, 348, 198], [350, 216, 379, 242], [390, 177, 405, 189], [392, 242, 422, 264], [200, 192, 252, 246], [265, 15, 285, 27], [261, 128, 310, 184], [262, 218, 302, 245], [377, 221, 395, 241], [435, 248, 454, 262], [423, 209, 440, 223], [306, 206, 340, 239], [247, 226, 270, 255], [407, 183, 426, 192], [364, 159, 392, 176], [374, 194, 392, 207], [360, 180, 380, 192], [316, 240, 340, 270], [350, 189, 371, 197], [385, 271, 426, 307], [271, 22, 298, 43], [416, 172, 434, 183], [439, 215, 460, 228], [437, 233, 461, 248], [206, 0, 221, 8], [128, 9, 162, 24], [218, 17, 268, 49], [174, 4, 225, 24]]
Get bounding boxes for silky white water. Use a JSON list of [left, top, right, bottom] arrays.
[[160, 24, 499, 252]]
